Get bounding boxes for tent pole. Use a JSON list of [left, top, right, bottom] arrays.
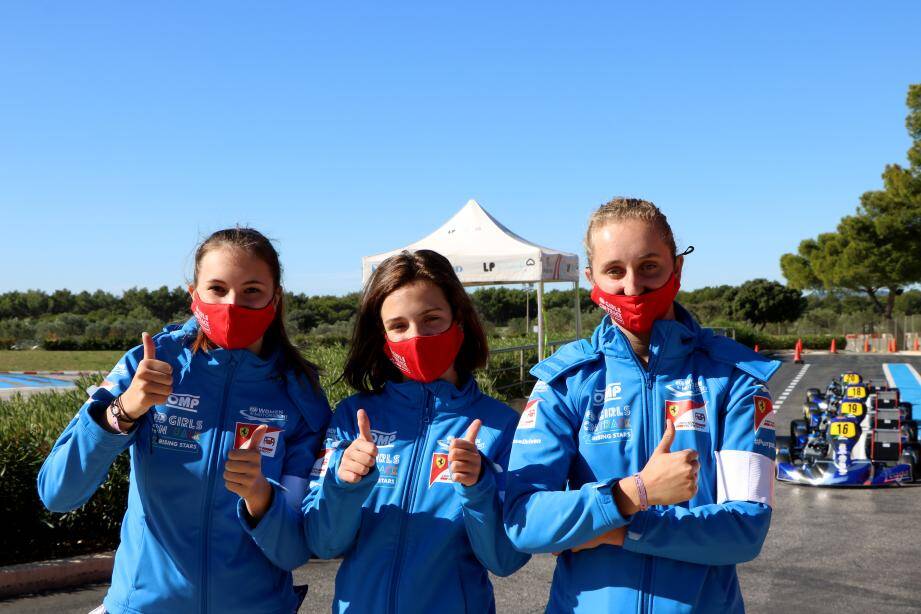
[[537, 281, 545, 361], [574, 281, 582, 339]]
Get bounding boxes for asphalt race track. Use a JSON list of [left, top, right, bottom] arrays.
[[3, 353, 920, 613]]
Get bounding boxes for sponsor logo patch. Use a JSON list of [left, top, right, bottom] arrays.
[[429, 452, 452, 486], [592, 382, 623, 406], [239, 406, 287, 423], [309, 448, 334, 479], [582, 404, 632, 443], [754, 396, 775, 433], [234, 422, 283, 457], [165, 393, 200, 413], [665, 376, 707, 398], [151, 409, 206, 453], [109, 363, 128, 378], [376, 451, 401, 487], [371, 430, 398, 448], [518, 399, 539, 430], [665, 399, 708, 432], [513, 437, 542, 445]]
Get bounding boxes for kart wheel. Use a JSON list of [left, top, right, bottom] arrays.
[[791, 419, 808, 439], [775, 435, 792, 463], [902, 444, 921, 482]]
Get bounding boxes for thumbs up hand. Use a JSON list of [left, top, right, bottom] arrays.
[[637, 421, 699, 506], [225, 424, 273, 520], [119, 332, 174, 420], [337, 409, 378, 484], [448, 419, 483, 487]]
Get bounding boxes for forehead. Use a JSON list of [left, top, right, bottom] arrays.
[[590, 219, 672, 263], [197, 246, 273, 281], [380, 280, 450, 316]]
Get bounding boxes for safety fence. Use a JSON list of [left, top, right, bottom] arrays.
[[846, 332, 921, 353], [484, 339, 576, 399]]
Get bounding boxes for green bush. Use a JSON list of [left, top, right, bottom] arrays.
[[0, 375, 129, 566]]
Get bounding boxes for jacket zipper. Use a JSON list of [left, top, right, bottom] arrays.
[[625, 331, 666, 614], [387, 388, 433, 614], [200, 358, 237, 613]]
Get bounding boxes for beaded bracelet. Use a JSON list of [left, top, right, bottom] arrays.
[[633, 473, 649, 511], [110, 395, 138, 423]]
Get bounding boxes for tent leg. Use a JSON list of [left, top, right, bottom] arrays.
[[574, 281, 582, 339], [537, 281, 545, 361]]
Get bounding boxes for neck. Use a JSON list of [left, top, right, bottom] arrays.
[[246, 336, 265, 356], [616, 303, 676, 363]]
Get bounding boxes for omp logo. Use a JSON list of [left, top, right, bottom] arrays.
[[240, 406, 287, 423], [371, 430, 398, 447], [389, 351, 410, 375], [665, 377, 707, 398], [166, 393, 201, 412], [593, 382, 623, 404], [596, 297, 624, 324], [193, 306, 212, 334]]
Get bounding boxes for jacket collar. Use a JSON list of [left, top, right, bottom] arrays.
[[382, 373, 481, 411], [592, 302, 700, 361], [172, 317, 280, 379]]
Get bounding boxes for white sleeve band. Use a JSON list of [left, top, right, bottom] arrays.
[[280, 475, 309, 510], [714, 450, 774, 507]]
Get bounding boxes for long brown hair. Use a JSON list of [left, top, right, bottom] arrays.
[[190, 227, 319, 388], [342, 249, 488, 394]]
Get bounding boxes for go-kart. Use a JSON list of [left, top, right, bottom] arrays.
[[776, 385, 918, 486]]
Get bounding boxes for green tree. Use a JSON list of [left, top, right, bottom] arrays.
[[780, 84, 921, 318], [731, 279, 806, 329]]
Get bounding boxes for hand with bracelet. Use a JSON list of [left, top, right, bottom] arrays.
[[562, 421, 700, 553], [109, 332, 173, 430]]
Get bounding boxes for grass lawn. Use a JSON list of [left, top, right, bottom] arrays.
[[0, 350, 122, 372]]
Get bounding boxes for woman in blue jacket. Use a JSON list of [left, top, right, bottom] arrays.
[[242, 248, 530, 614], [503, 198, 780, 613], [37, 228, 331, 614]]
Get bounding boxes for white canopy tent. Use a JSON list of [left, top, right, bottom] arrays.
[[362, 199, 581, 359]]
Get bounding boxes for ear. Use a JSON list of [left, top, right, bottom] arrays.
[[674, 255, 685, 284], [583, 266, 595, 287], [187, 284, 196, 298], [273, 287, 283, 307]]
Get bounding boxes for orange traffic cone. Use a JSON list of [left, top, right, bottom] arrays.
[[914, 336, 919, 351], [794, 338, 804, 364], [890, 338, 897, 353], [864, 337, 870, 353], [830, 338, 837, 354], [754, 344, 760, 353]]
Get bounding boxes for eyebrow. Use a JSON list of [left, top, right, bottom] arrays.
[[600, 253, 663, 267], [384, 307, 447, 326], [204, 279, 266, 285]]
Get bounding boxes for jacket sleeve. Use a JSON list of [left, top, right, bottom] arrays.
[[302, 402, 379, 559], [36, 348, 143, 512], [238, 387, 332, 571], [503, 379, 632, 554], [623, 373, 775, 565], [454, 423, 531, 576]]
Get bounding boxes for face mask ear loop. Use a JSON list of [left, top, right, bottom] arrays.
[[678, 245, 695, 257]]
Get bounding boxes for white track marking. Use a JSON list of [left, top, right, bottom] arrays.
[[882, 363, 896, 388], [774, 364, 810, 408]]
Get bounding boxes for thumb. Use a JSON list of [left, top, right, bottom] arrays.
[[653, 420, 675, 456], [241, 424, 269, 451], [142, 332, 156, 361], [463, 419, 482, 444], [357, 409, 373, 443]]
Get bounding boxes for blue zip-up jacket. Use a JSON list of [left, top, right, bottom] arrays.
[[242, 376, 531, 614], [37, 318, 331, 614], [504, 305, 779, 613]]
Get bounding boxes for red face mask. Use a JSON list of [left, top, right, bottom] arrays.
[[384, 322, 465, 383], [191, 292, 277, 350], [590, 273, 680, 335]]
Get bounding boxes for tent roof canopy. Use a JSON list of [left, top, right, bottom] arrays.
[[361, 199, 580, 285]]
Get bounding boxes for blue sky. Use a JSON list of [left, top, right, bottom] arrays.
[[2, 2, 919, 295]]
